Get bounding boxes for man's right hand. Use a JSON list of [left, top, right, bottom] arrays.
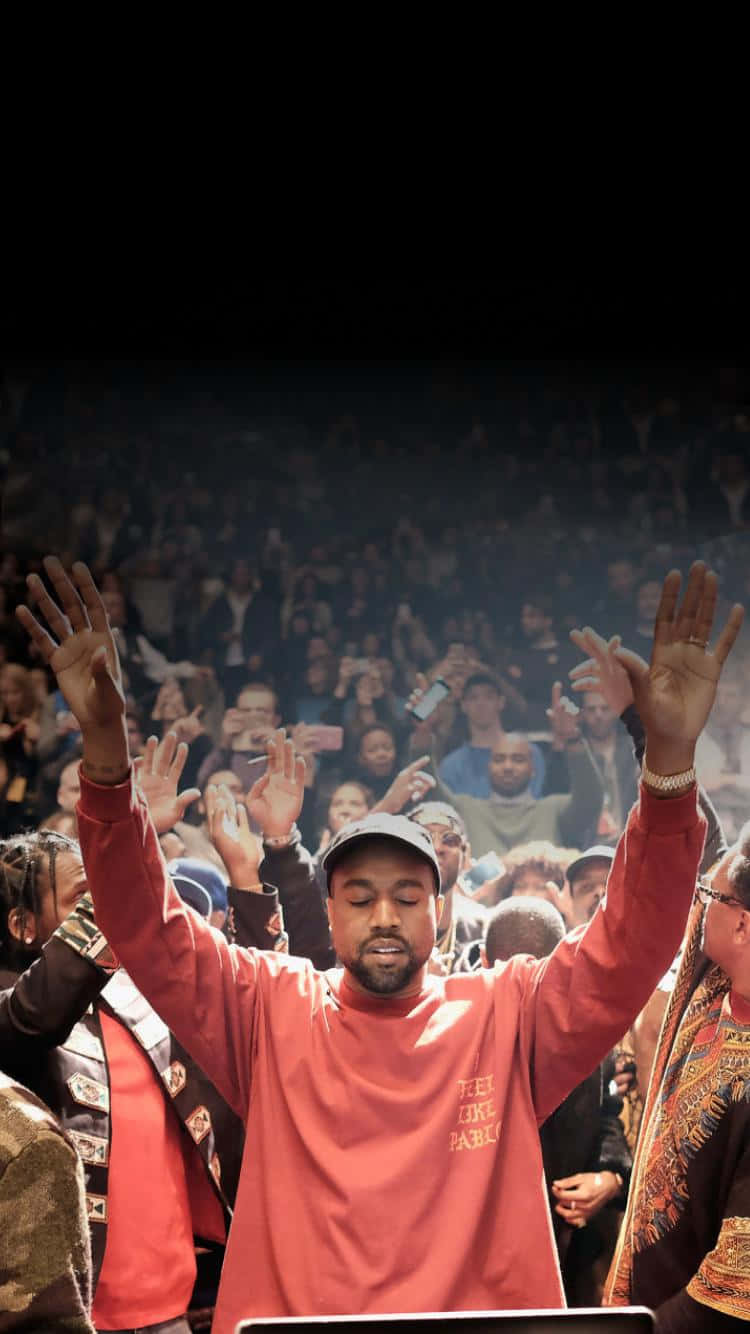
[[610, 563, 743, 777], [16, 558, 129, 784]]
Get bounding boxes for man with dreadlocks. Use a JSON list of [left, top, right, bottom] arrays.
[[0, 728, 322, 1334], [0, 764, 240, 1334]]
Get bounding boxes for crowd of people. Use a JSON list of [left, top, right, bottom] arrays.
[[1, 361, 750, 1332]]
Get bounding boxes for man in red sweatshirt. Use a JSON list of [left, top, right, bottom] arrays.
[[16, 557, 743, 1334]]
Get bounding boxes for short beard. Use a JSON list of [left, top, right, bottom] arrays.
[[343, 941, 424, 995]]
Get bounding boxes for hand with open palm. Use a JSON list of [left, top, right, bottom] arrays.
[[17, 558, 126, 730], [245, 729, 306, 838], [134, 733, 201, 835], [584, 563, 743, 777], [15, 558, 129, 783], [619, 565, 741, 739]]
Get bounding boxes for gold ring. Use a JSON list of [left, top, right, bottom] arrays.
[[686, 636, 708, 649]]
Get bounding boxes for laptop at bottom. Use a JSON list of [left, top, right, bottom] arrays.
[[238, 1309, 655, 1334]]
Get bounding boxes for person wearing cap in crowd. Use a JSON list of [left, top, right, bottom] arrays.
[[169, 862, 213, 920], [566, 844, 616, 926], [408, 800, 489, 973], [169, 856, 229, 929], [18, 557, 743, 1331]]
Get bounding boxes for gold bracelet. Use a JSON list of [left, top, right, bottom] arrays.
[[641, 762, 696, 793]]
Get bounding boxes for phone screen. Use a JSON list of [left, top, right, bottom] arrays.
[[407, 678, 451, 721]]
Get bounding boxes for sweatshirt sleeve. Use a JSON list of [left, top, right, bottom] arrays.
[[77, 770, 267, 1123], [521, 782, 705, 1123]]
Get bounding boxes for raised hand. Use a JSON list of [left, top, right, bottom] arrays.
[[15, 558, 129, 783], [373, 756, 436, 815], [546, 681, 581, 749], [16, 558, 125, 732], [221, 708, 247, 743], [569, 628, 635, 716], [611, 563, 743, 771], [172, 705, 205, 744], [134, 733, 201, 834], [245, 728, 306, 838], [205, 782, 263, 890]]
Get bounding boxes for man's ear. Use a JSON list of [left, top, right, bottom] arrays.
[[7, 906, 37, 946], [735, 909, 750, 944], [326, 894, 334, 930]]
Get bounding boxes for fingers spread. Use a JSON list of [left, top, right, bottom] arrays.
[[675, 561, 710, 641], [143, 735, 158, 773], [690, 569, 718, 647], [25, 573, 73, 643], [71, 561, 109, 633], [653, 569, 683, 644], [714, 603, 745, 667], [170, 740, 188, 785], [157, 732, 178, 777], [43, 557, 90, 633], [15, 604, 59, 662]]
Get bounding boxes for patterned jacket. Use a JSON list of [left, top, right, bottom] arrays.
[[0, 1072, 94, 1333]]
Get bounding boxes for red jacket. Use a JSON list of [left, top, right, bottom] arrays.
[[79, 773, 704, 1334]]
